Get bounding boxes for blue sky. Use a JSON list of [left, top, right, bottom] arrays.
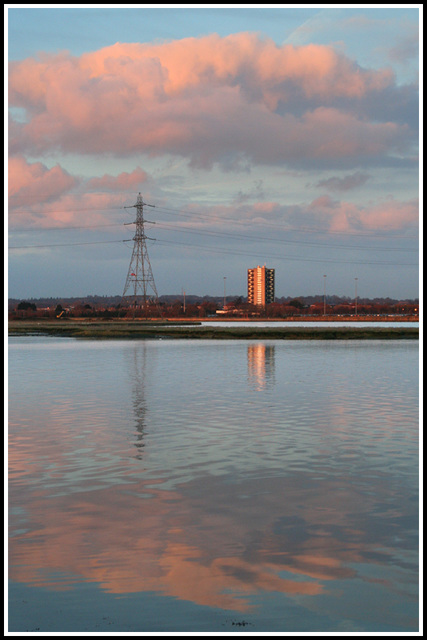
[[7, 5, 421, 301]]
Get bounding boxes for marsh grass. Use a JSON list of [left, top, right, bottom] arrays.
[[8, 320, 419, 340]]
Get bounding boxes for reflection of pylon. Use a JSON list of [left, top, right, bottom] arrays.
[[127, 343, 148, 459], [122, 193, 160, 316]]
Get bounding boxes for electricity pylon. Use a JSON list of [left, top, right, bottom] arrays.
[[122, 192, 160, 317]]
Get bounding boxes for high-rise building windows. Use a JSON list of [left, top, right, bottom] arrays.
[[247, 265, 275, 305]]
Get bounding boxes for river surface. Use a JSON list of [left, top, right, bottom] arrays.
[[202, 320, 418, 328], [8, 337, 420, 632]]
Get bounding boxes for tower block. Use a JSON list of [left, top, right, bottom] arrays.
[[247, 265, 275, 306]]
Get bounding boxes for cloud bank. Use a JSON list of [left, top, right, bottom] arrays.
[[8, 156, 417, 235], [9, 33, 417, 169], [8, 155, 77, 209]]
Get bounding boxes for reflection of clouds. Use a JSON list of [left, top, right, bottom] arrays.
[[9, 482, 325, 611], [247, 343, 275, 390], [8, 340, 418, 624], [9, 468, 413, 612]]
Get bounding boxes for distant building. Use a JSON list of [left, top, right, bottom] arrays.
[[247, 265, 275, 306]]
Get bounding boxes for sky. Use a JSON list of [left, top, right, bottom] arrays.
[[6, 4, 421, 301]]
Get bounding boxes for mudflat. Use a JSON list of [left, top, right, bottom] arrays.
[[8, 320, 419, 340]]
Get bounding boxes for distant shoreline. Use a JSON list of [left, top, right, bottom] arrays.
[[165, 315, 419, 323], [8, 319, 419, 340]]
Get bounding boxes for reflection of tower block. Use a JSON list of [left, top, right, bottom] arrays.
[[247, 343, 276, 389], [122, 193, 161, 317]]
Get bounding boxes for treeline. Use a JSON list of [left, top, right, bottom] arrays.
[[9, 295, 419, 319], [8, 293, 419, 309]]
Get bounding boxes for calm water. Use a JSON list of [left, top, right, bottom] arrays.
[[202, 320, 418, 328], [8, 337, 419, 632]]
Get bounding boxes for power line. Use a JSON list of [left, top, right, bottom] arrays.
[[8, 225, 418, 266], [8, 200, 418, 240], [152, 204, 419, 240], [8, 219, 417, 253], [152, 238, 418, 267], [9, 239, 129, 249], [7, 196, 419, 268], [9, 223, 124, 232], [8, 230, 417, 264], [154, 221, 417, 253], [8, 204, 126, 215]]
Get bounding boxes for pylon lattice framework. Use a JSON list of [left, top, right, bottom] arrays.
[[122, 192, 160, 315]]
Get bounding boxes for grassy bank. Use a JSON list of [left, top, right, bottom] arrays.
[[8, 320, 419, 340]]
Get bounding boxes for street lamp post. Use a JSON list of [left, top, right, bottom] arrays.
[[323, 275, 327, 316], [223, 277, 227, 309], [355, 278, 358, 316]]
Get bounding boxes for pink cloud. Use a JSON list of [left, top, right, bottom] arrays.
[[9, 190, 133, 230], [86, 168, 148, 192], [8, 156, 145, 229], [77, 35, 392, 101], [8, 154, 417, 234], [302, 195, 418, 232], [162, 195, 417, 235], [358, 197, 419, 230], [8, 34, 413, 168], [8, 155, 77, 209]]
